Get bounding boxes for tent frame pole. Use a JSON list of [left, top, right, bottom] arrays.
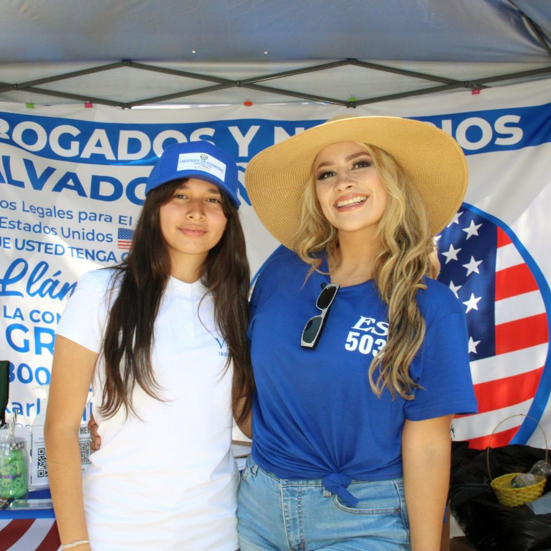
[[0, 58, 550, 109], [507, 1, 551, 59]]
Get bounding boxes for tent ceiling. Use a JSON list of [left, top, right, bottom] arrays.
[[1, 0, 550, 63], [0, 0, 549, 108]]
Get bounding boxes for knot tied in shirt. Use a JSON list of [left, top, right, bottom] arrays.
[[321, 473, 359, 507]]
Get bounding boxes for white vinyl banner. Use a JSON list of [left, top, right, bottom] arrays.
[[0, 78, 550, 451]]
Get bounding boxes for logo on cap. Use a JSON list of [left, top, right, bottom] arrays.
[[177, 153, 227, 181]]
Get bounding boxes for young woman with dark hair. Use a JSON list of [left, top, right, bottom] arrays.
[[45, 141, 253, 551]]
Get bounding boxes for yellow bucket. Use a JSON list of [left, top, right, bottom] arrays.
[[487, 414, 548, 508]]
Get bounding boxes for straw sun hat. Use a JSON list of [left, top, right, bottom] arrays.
[[245, 116, 468, 251]]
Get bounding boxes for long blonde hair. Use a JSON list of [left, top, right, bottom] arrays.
[[295, 144, 440, 399]]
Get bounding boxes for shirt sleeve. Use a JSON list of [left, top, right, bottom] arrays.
[[405, 310, 478, 421], [247, 264, 266, 343], [55, 270, 113, 354], [247, 245, 295, 342]]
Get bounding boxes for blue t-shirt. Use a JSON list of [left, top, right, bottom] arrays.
[[249, 246, 477, 505]]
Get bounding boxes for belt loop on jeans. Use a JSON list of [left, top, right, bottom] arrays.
[[250, 461, 259, 477]]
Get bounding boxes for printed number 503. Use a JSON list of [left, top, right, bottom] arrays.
[[345, 331, 386, 356]]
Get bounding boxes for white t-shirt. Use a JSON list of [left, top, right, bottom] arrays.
[[56, 268, 238, 551]]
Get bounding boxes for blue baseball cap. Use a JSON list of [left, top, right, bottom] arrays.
[[145, 141, 241, 207]]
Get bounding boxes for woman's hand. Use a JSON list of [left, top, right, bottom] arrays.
[[87, 414, 102, 452]]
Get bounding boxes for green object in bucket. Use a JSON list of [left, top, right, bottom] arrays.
[[0, 438, 28, 499], [0, 409, 29, 500]]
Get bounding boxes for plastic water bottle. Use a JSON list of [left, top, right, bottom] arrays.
[[511, 460, 551, 488], [529, 460, 551, 479], [512, 473, 540, 488]]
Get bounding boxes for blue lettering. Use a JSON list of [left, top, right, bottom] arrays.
[[2, 305, 24, 320], [6, 323, 30, 353], [35, 327, 55, 355], [0, 259, 76, 300], [126, 177, 147, 206], [214, 337, 226, 349], [90, 175, 123, 202], [36, 367, 50, 386], [52, 171, 86, 196], [1, 156, 25, 188], [27, 263, 77, 300], [0, 259, 27, 297], [24, 158, 56, 191], [5, 364, 50, 386], [5, 324, 56, 356], [18, 362, 33, 384]]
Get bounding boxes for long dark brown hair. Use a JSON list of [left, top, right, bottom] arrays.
[[101, 180, 254, 424]]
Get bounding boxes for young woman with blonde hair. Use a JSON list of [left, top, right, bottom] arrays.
[[239, 116, 477, 551]]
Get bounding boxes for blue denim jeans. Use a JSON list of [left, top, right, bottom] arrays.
[[237, 457, 411, 551]]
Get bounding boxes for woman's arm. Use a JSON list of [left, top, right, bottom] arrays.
[[45, 335, 98, 551], [402, 414, 453, 551]]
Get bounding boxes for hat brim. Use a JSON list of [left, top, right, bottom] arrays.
[[147, 170, 241, 207], [246, 116, 468, 250]]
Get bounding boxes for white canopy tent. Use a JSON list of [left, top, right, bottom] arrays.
[[0, 0, 550, 109]]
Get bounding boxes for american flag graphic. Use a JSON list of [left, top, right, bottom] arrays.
[[437, 204, 550, 449], [117, 227, 134, 250], [0, 519, 59, 550]]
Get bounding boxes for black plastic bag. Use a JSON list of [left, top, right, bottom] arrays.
[[449, 442, 551, 551]]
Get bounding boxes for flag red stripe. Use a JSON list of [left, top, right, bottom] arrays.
[[495, 313, 549, 355], [468, 425, 519, 449], [495, 263, 539, 300], [497, 228, 512, 247], [35, 520, 61, 551], [0, 519, 35, 551], [473, 367, 543, 414]]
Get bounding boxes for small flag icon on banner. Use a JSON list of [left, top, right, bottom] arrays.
[[118, 228, 134, 250]]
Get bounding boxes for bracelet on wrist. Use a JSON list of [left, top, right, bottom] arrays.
[[60, 540, 89, 550]]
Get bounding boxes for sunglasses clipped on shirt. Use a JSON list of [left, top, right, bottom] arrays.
[[301, 283, 340, 349]]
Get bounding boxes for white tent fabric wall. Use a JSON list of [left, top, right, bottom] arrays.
[[0, 0, 550, 109]]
